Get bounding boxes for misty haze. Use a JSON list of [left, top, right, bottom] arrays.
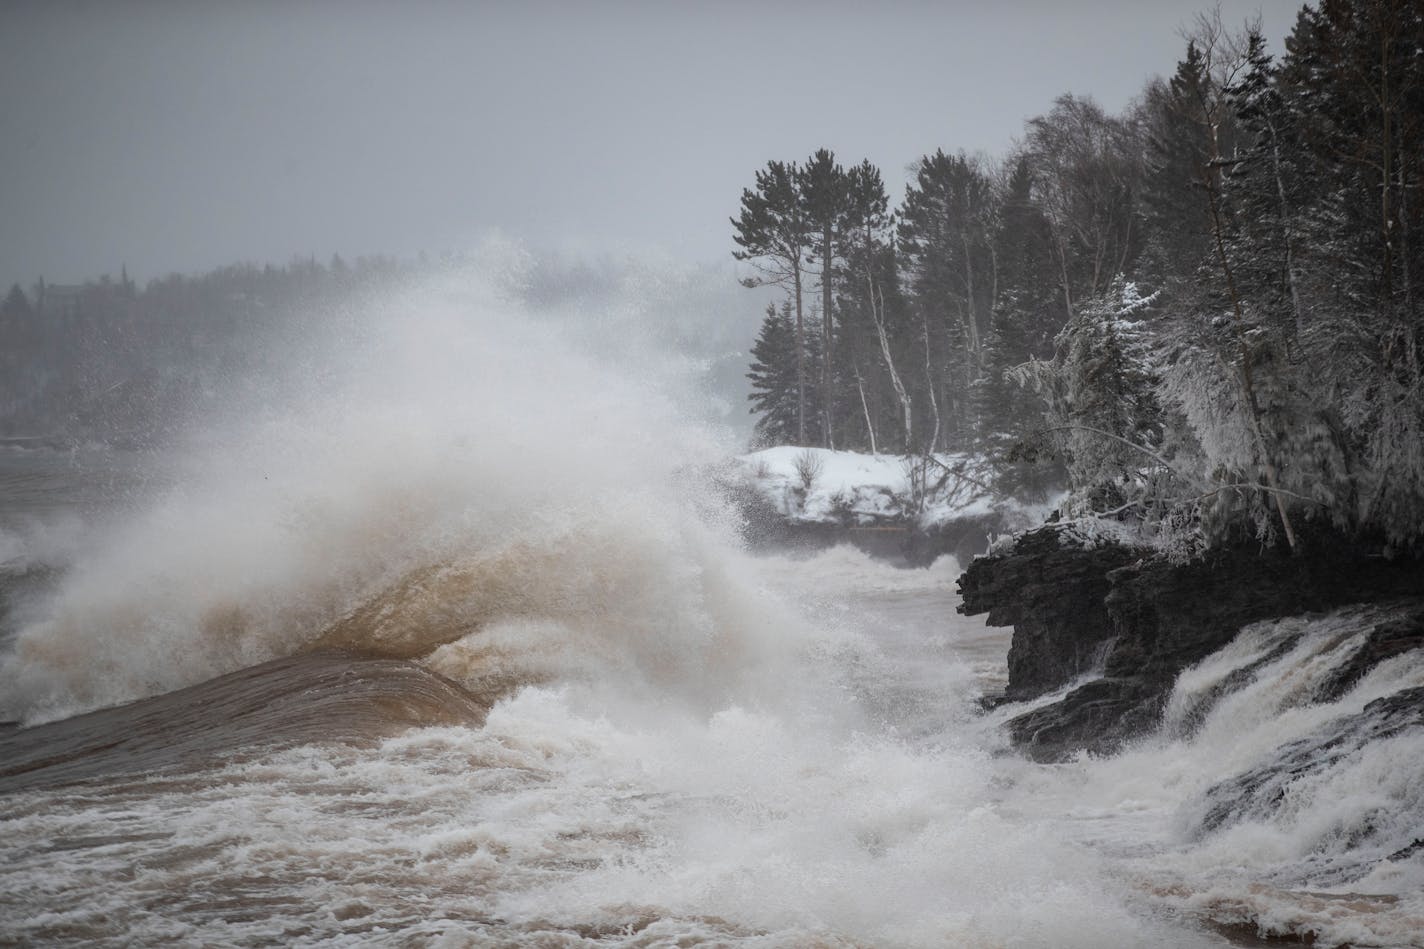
[[3, 2, 1424, 947]]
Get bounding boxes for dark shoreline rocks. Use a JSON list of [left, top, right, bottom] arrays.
[[959, 524, 1424, 761], [1194, 683, 1424, 840], [958, 527, 1137, 700]]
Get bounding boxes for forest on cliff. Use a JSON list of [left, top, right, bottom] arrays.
[[735, 0, 1424, 553]]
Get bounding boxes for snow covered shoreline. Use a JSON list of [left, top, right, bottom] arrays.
[[729, 446, 1061, 562], [734, 446, 1058, 529]]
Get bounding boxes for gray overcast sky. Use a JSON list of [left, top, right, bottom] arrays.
[[1, 0, 1306, 290]]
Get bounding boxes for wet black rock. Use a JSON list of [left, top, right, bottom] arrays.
[[959, 524, 1424, 762], [1195, 685, 1424, 838], [957, 527, 1137, 700], [1164, 631, 1308, 740], [1312, 609, 1424, 704], [1004, 676, 1162, 760], [903, 514, 1002, 567]]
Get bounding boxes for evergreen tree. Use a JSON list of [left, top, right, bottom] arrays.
[[799, 149, 849, 449], [1139, 43, 1216, 286], [724, 0, 1424, 551], [975, 154, 1066, 491], [1014, 279, 1165, 512], [732, 160, 811, 444], [897, 150, 999, 450], [747, 301, 823, 446], [2, 283, 31, 321], [1273, 0, 1424, 548], [1222, 33, 1310, 341]]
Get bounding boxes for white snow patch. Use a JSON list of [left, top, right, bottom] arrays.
[[733, 447, 1060, 532]]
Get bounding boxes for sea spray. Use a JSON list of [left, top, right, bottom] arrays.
[[0, 550, 1207, 946], [0, 250, 745, 723]]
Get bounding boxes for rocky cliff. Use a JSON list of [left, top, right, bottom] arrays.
[[959, 525, 1424, 761]]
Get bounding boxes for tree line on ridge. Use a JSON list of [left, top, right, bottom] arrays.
[[735, 0, 1424, 553]]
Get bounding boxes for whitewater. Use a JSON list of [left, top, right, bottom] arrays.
[[2, 253, 1422, 947]]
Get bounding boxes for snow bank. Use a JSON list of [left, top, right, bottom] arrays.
[[733, 447, 1058, 531]]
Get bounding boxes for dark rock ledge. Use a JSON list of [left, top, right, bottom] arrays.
[[958, 524, 1424, 761]]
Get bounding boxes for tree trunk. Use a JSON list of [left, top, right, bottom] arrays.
[[853, 357, 878, 455], [868, 269, 912, 451], [821, 226, 835, 449], [1398, 155, 1414, 314], [794, 264, 806, 445], [921, 308, 941, 454], [1398, 152, 1418, 386], [1054, 232, 1075, 318], [1114, 209, 1135, 279], [960, 231, 983, 369], [988, 242, 1000, 315]]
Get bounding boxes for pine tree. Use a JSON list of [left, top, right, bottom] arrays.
[[1015, 279, 1165, 512], [747, 301, 824, 447], [1273, 0, 1424, 548], [732, 160, 811, 444], [1223, 33, 1310, 340], [1139, 43, 1216, 287], [897, 150, 999, 450], [799, 149, 849, 449], [975, 154, 1067, 492], [2, 283, 31, 321], [1146, 17, 1305, 549]]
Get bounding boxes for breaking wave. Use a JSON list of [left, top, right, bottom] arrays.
[[0, 252, 794, 725]]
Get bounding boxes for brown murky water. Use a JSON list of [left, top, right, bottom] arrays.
[[0, 652, 491, 795]]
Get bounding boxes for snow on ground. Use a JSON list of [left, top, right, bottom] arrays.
[[734, 446, 1059, 531]]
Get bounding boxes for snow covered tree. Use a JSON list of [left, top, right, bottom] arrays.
[[1222, 32, 1311, 341], [1271, 0, 1424, 549], [1014, 279, 1166, 514], [728, 0, 1424, 552]]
